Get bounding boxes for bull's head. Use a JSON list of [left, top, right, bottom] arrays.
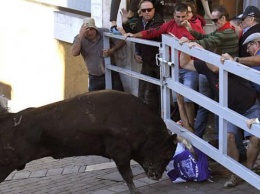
[[141, 134, 177, 180]]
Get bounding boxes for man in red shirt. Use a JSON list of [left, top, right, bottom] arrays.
[[124, 3, 198, 131]]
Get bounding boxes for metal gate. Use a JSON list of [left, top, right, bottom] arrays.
[[103, 32, 260, 190]]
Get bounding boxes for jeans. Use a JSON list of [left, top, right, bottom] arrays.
[[194, 74, 213, 138], [214, 100, 260, 155], [88, 72, 124, 92], [173, 68, 198, 103], [88, 74, 105, 92], [138, 63, 160, 113]]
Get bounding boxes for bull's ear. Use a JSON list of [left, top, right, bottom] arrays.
[[169, 133, 178, 144]]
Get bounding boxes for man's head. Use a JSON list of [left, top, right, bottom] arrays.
[[211, 6, 229, 29], [138, 0, 155, 22], [238, 6, 260, 29], [243, 33, 260, 56], [82, 18, 98, 40], [230, 17, 242, 37], [173, 3, 188, 26]]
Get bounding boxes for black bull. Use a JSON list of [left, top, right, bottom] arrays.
[[0, 90, 177, 194]]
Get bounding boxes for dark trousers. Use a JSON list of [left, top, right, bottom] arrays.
[[138, 63, 160, 114], [88, 72, 124, 92]]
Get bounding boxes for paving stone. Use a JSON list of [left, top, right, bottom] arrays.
[[46, 168, 63, 176], [90, 189, 116, 194], [12, 171, 31, 180], [107, 184, 129, 193], [62, 166, 80, 174], [29, 169, 47, 178], [78, 166, 86, 173], [5, 173, 15, 181]]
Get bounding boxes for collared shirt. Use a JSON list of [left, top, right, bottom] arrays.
[[243, 26, 251, 34], [73, 28, 109, 76]]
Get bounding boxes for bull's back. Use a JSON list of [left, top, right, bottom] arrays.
[[3, 90, 168, 155]]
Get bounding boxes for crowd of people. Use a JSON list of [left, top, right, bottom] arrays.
[[71, 0, 260, 189]]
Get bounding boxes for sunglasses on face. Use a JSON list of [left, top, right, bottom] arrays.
[[141, 8, 154, 13], [247, 41, 255, 49], [211, 15, 223, 23]]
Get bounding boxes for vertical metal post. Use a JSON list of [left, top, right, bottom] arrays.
[[218, 69, 228, 155], [103, 34, 112, 89]]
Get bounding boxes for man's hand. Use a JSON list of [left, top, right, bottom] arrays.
[[120, 8, 128, 24], [117, 27, 126, 35], [247, 118, 257, 129], [79, 24, 88, 37], [179, 37, 190, 45], [181, 20, 192, 31], [124, 33, 134, 39], [220, 53, 234, 64], [134, 54, 143, 64], [103, 49, 113, 57], [187, 42, 203, 49]]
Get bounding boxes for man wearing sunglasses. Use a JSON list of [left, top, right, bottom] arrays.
[[221, 33, 260, 94], [238, 6, 260, 58], [181, 5, 238, 57], [123, 3, 198, 130], [120, 0, 164, 114], [221, 6, 260, 74]]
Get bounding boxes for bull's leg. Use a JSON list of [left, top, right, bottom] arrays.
[[113, 159, 141, 194], [105, 140, 141, 194]]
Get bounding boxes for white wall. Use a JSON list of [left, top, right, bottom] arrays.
[[0, 0, 65, 112]]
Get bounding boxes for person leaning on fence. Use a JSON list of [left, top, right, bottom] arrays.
[[221, 33, 260, 95], [238, 6, 260, 58], [221, 6, 260, 70], [119, 0, 164, 114], [180, 5, 238, 136], [184, 0, 214, 139], [71, 17, 125, 92], [178, 38, 260, 188], [123, 3, 199, 132], [110, 0, 164, 35]]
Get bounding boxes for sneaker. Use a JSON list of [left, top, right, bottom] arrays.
[[110, 26, 121, 35], [224, 174, 239, 188]]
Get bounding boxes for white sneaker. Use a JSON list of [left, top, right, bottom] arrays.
[[224, 174, 240, 188]]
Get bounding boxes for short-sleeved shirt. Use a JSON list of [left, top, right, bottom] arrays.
[[73, 28, 109, 76]]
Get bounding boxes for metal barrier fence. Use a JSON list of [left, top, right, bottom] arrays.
[[103, 32, 260, 190]]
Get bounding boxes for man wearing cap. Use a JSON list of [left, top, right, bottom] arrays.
[[238, 6, 260, 58], [179, 34, 260, 188], [218, 33, 260, 188], [221, 33, 260, 93], [221, 6, 260, 67], [71, 17, 125, 92]]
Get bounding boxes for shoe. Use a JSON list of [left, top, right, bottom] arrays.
[[224, 174, 239, 188], [110, 26, 121, 35]]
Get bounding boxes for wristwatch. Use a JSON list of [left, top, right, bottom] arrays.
[[234, 57, 239, 63]]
